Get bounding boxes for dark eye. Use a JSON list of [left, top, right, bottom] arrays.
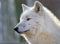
[[27, 18, 31, 21]]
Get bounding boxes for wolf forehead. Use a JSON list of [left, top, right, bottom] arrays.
[[20, 1, 43, 20]]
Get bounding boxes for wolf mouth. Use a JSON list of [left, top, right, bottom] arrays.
[[18, 30, 29, 33]]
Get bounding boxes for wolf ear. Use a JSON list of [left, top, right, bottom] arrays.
[[22, 4, 29, 11], [34, 1, 42, 12]]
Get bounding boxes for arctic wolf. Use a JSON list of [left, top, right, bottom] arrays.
[[14, 1, 60, 44]]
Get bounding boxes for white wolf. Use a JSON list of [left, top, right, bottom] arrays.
[[14, 1, 60, 44]]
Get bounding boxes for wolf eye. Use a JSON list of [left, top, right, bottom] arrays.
[[27, 18, 31, 21]]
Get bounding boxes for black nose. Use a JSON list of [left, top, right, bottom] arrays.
[[14, 27, 19, 33]]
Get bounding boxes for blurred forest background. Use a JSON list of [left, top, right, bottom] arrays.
[[0, 0, 60, 44]]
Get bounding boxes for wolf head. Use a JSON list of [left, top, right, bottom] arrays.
[[14, 1, 47, 37]]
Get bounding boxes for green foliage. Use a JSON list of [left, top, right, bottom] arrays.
[[15, 0, 22, 22], [19, 36, 26, 42]]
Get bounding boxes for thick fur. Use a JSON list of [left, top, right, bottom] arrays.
[[15, 1, 60, 44]]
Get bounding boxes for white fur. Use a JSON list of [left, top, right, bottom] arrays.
[[15, 1, 60, 44]]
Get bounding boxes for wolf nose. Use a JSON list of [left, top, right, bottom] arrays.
[[14, 27, 19, 33]]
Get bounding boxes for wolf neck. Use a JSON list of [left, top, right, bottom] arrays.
[[40, 7, 60, 33], [43, 6, 60, 27]]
